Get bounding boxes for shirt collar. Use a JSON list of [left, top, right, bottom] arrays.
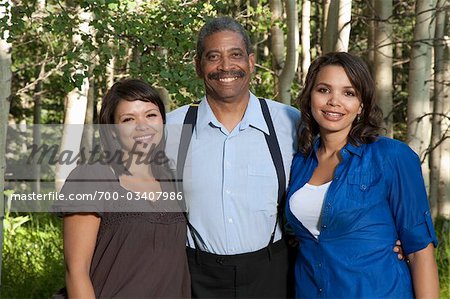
[[312, 136, 365, 157], [195, 96, 218, 136], [239, 92, 269, 135], [344, 141, 365, 157], [195, 92, 270, 137]]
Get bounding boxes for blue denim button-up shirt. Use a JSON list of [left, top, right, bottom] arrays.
[[286, 136, 438, 298]]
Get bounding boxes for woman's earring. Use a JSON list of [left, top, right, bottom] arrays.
[[357, 114, 361, 122]]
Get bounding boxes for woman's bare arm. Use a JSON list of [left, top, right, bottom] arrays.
[[407, 242, 439, 299], [64, 213, 101, 299]]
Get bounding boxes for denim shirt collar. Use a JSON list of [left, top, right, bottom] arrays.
[[312, 136, 365, 158]]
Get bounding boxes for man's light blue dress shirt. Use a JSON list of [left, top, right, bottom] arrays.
[[166, 92, 300, 254], [286, 137, 438, 298]]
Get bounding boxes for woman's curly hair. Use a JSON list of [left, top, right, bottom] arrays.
[[296, 52, 384, 155]]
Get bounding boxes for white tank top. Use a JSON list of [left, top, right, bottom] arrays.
[[289, 181, 331, 239]]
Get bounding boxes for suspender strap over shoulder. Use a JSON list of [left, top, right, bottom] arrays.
[[179, 102, 201, 252], [258, 98, 286, 244], [178, 99, 286, 249], [177, 101, 200, 184]]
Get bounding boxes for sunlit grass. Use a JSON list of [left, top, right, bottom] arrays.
[[435, 216, 450, 298], [1, 212, 449, 298], [1, 212, 64, 298]]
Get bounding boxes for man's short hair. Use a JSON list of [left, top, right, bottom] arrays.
[[196, 16, 253, 60]]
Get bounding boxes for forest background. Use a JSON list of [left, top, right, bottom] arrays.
[[0, 0, 449, 297]]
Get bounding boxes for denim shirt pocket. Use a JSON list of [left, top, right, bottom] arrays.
[[347, 172, 382, 202]]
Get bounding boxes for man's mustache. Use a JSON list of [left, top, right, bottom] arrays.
[[208, 70, 245, 80]]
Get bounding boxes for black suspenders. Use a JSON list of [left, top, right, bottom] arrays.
[[178, 98, 286, 249], [259, 98, 287, 244]]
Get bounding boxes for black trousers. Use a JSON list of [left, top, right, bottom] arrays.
[[187, 239, 295, 298]]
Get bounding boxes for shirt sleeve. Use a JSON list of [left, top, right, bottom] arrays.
[[52, 164, 106, 217], [387, 141, 438, 255]]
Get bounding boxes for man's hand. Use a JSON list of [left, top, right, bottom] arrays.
[[393, 239, 407, 261]]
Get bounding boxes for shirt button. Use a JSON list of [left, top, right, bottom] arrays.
[[319, 288, 323, 292], [322, 224, 327, 229], [318, 263, 322, 267], [228, 218, 233, 223], [360, 184, 367, 190], [225, 189, 231, 194], [335, 176, 339, 180]]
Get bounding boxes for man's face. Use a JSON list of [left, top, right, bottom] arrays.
[[196, 30, 255, 103]]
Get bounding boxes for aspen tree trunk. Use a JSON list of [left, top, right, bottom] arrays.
[[438, 44, 450, 217], [55, 8, 91, 191], [81, 64, 96, 154], [374, 0, 393, 136], [249, 0, 260, 62], [312, 0, 321, 57], [270, 0, 284, 98], [322, 0, 331, 38], [106, 51, 115, 89], [407, 0, 437, 191], [0, 0, 12, 286], [32, 66, 44, 193], [156, 86, 172, 113], [322, 0, 339, 53], [31, 0, 46, 193], [301, 0, 311, 85], [429, 0, 444, 217], [432, 0, 450, 217], [278, 0, 299, 104], [367, 0, 375, 69], [335, 0, 352, 52]]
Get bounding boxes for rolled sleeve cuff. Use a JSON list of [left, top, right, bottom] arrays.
[[400, 210, 438, 255]]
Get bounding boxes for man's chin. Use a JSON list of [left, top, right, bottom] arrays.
[[205, 87, 250, 102]]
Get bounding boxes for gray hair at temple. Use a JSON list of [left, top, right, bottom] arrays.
[[195, 16, 253, 60]]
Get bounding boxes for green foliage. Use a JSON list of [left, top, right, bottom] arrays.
[[1, 212, 64, 298], [435, 216, 450, 298]]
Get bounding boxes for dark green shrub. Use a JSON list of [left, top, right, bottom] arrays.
[[1, 212, 64, 298]]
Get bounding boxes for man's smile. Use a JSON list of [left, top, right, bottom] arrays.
[[208, 70, 245, 81]]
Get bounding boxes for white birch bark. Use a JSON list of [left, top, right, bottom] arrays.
[[335, 0, 352, 52], [407, 0, 437, 191], [374, 0, 393, 136], [301, 0, 311, 85], [367, 0, 375, 68], [322, 0, 339, 53], [278, 0, 299, 104], [55, 9, 91, 191], [106, 53, 115, 89], [0, 0, 12, 285], [270, 0, 284, 83], [433, 0, 450, 217]]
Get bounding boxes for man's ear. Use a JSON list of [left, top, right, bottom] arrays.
[[195, 58, 203, 77], [248, 53, 255, 73]]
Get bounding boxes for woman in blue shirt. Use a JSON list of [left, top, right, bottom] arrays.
[[286, 52, 439, 298]]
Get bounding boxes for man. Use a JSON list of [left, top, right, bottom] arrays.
[[166, 16, 299, 298]]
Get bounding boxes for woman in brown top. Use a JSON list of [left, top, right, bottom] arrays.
[[59, 79, 190, 298]]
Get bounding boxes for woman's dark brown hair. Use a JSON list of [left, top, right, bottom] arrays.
[[296, 52, 383, 155], [98, 78, 172, 183]]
